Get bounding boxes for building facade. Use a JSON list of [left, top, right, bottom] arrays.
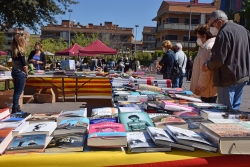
[[152, 0, 217, 50], [41, 20, 134, 51], [142, 26, 156, 50], [4, 28, 30, 51]]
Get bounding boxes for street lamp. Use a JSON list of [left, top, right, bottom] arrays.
[[187, 0, 195, 56], [68, 9, 73, 47], [134, 25, 139, 57]]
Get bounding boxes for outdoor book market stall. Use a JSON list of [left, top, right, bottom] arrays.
[[1, 150, 250, 167]]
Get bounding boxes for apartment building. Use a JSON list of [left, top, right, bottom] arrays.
[[142, 26, 156, 50], [41, 20, 134, 51], [4, 28, 30, 51], [152, 0, 217, 50]]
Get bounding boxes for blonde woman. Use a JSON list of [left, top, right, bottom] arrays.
[[190, 24, 217, 103], [11, 34, 28, 113], [159, 40, 175, 79]]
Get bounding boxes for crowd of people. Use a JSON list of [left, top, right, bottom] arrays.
[[159, 10, 250, 110]]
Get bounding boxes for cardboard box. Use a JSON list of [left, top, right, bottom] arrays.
[[0, 90, 23, 108], [37, 88, 56, 103]]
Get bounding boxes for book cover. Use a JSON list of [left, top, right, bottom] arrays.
[[118, 107, 142, 113], [91, 107, 118, 119], [173, 111, 201, 119], [6, 134, 46, 151], [1, 113, 31, 122], [173, 94, 202, 102], [88, 122, 126, 138], [27, 112, 60, 122], [210, 103, 228, 110], [190, 103, 214, 109], [139, 91, 159, 95], [58, 118, 89, 128], [90, 118, 117, 124], [152, 116, 186, 127], [138, 84, 161, 92], [127, 132, 158, 148], [148, 113, 169, 119], [201, 123, 250, 137], [147, 127, 174, 143], [0, 128, 14, 142], [59, 108, 87, 118], [167, 90, 186, 94], [166, 125, 211, 145], [119, 112, 154, 132], [160, 101, 199, 113], [0, 108, 10, 120], [47, 134, 86, 149], [20, 122, 57, 136]]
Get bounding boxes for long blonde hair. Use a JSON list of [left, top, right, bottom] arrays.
[[11, 34, 26, 57]]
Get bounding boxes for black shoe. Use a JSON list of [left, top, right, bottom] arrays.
[[11, 107, 18, 114]]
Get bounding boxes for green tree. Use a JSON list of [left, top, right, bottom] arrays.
[[42, 37, 68, 53], [136, 51, 153, 67], [0, 32, 7, 51], [71, 32, 98, 47], [0, 0, 78, 32]]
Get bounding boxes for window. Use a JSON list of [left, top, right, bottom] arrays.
[[162, 36, 164, 41], [165, 35, 178, 41], [183, 36, 197, 41], [147, 35, 154, 41], [7, 34, 12, 37], [167, 18, 179, 23], [56, 33, 60, 36], [185, 19, 200, 24], [46, 33, 52, 36]]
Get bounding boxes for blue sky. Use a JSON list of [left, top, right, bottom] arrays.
[[32, 0, 214, 40]]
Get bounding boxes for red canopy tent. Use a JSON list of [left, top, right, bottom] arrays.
[[0, 51, 7, 56], [79, 39, 118, 55], [55, 43, 92, 56]]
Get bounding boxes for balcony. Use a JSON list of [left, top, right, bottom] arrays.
[[157, 23, 198, 32], [156, 41, 196, 48], [143, 40, 155, 43]]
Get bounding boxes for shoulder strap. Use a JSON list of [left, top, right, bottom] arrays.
[[181, 54, 186, 67]]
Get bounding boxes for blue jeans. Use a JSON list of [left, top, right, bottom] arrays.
[[11, 69, 26, 108], [171, 73, 185, 88], [217, 81, 247, 110]]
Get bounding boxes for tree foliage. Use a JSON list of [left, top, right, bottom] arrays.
[[42, 37, 68, 53], [71, 32, 98, 47], [0, 32, 7, 51], [0, 0, 78, 32], [136, 51, 153, 67]]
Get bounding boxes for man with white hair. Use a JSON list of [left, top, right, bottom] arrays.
[[203, 10, 250, 110], [172, 43, 187, 88]]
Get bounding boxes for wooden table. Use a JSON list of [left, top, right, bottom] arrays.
[[0, 76, 12, 90]]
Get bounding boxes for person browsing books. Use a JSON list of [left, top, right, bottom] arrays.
[[0, 65, 10, 71], [127, 115, 151, 131], [28, 42, 46, 70], [190, 24, 217, 103]]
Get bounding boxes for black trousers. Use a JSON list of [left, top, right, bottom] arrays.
[[186, 69, 192, 81], [201, 96, 217, 103]]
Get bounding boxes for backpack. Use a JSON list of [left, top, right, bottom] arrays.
[[171, 54, 186, 76]]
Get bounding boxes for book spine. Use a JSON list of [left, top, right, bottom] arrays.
[[199, 124, 220, 147]]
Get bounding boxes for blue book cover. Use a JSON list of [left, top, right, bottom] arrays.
[[130, 92, 141, 96], [7, 134, 46, 151], [90, 118, 117, 124]]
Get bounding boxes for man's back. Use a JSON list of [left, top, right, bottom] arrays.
[[175, 50, 187, 73], [210, 21, 250, 86]]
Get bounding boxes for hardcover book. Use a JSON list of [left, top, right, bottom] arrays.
[[152, 115, 188, 129], [91, 107, 118, 119], [5, 134, 47, 154], [146, 127, 194, 151], [88, 122, 127, 147], [127, 132, 171, 153], [55, 118, 89, 136], [0, 108, 10, 120], [45, 134, 87, 153], [0, 127, 14, 155], [200, 123, 250, 154], [57, 108, 87, 123], [119, 112, 155, 132], [165, 125, 217, 152]]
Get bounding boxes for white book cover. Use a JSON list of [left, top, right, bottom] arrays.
[[119, 107, 142, 113], [114, 91, 131, 95], [92, 107, 118, 119], [12, 122, 30, 136], [127, 132, 156, 148], [147, 127, 174, 143], [127, 95, 148, 102], [166, 125, 211, 145], [200, 109, 236, 119], [20, 122, 57, 136], [148, 113, 169, 119], [59, 108, 87, 118], [174, 94, 202, 102], [151, 80, 169, 84], [209, 119, 240, 124]]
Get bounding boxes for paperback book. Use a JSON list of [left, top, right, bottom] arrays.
[[127, 132, 171, 153], [5, 134, 47, 154], [91, 107, 118, 119], [20, 122, 57, 136], [151, 115, 188, 129], [27, 112, 61, 122]]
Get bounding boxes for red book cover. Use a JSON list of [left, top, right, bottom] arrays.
[[88, 122, 126, 138], [0, 108, 10, 120]]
